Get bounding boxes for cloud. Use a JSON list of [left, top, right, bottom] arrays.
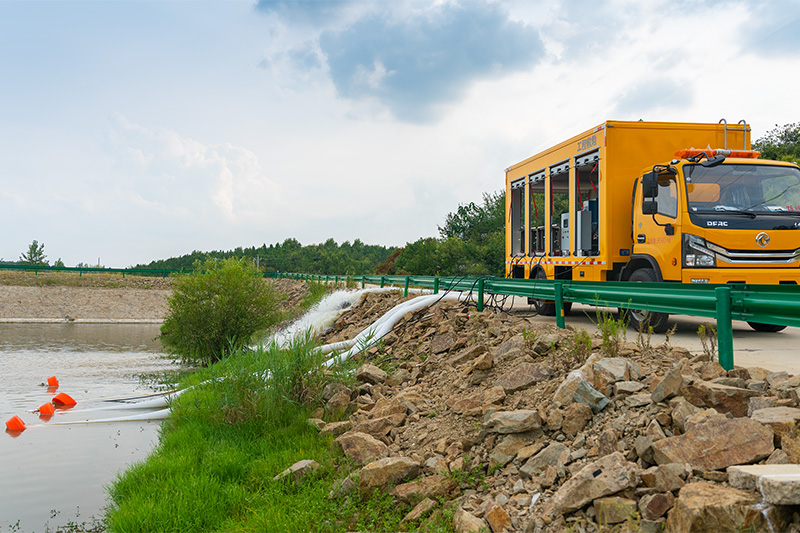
[[744, 1, 800, 56], [255, 0, 356, 25], [259, 1, 545, 123], [612, 77, 693, 117]]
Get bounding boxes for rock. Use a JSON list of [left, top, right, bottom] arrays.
[[491, 334, 525, 363], [326, 388, 352, 418], [614, 381, 645, 396], [371, 399, 407, 419], [448, 344, 487, 366], [450, 392, 483, 416], [360, 456, 420, 491], [549, 452, 638, 514], [651, 366, 683, 404], [392, 474, 447, 502], [640, 463, 689, 492], [597, 428, 620, 456], [490, 434, 528, 467], [683, 408, 726, 432], [453, 507, 487, 533], [750, 407, 800, 445], [471, 351, 493, 372], [727, 464, 800, 504], [638, 492, 674, 520], [307, 417, 326, 430], [652, 418, 773, 471], [767, 449, 790, 464], [669, 397, 701, 432], [494, 362, 553, 393], [402, 498, 437, 523], [748, 395, 779, 416], [334, 431, 389, 465], [664, 482, 768, 532], [520, 442, 570, 478], [319, 420, 352, 438], [552, 371, 586, 406], [431, 332, 457, 354], [624, 393, 651, 408], [273, 459, 319, 483], [592, 358, 640, 396], [484, 500, 513, 533], [572, 380, 610, 413], [697, 361, 726, 380], [357, 363, 387, 384], [682, 380, 761, 417], [321, 383, 350, 402], [634, 435, 655, 464], [593, 496, 638, 525], [561, 403, 593, 438], [423, 454, 450, 475], [483, 386, 506, 406], [482, 409, 542, 434], [328, 475, 357, 499], [352, 416, 396, 437]]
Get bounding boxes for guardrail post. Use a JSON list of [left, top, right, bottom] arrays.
[[361, 276, 365, 289], [555, 282, 565, 329], [404, 276, 409, 297], [477, 278, 485, 311], [433, 277, 439, 294], [715, 286, 734, 371], [380, 276, 385, 288]]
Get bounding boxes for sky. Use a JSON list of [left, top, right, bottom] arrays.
[[1, 0, 799, 268]]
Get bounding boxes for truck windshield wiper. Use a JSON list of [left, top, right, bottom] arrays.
[[708, 206, 757, 218]]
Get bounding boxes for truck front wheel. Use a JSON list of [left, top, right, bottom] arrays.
[[625, 268, 670, 334], [529, 270, 572, 316], [747, 322, 787, 333]]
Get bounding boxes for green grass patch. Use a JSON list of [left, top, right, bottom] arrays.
[[106, 337, 444, 532]]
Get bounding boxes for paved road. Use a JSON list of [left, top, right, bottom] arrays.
[[506, 300, 800, 375]]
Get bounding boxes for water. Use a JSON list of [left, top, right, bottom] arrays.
[[0, 324, 178, 532]]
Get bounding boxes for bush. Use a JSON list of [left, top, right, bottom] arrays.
[[160, 258, 282, 365]]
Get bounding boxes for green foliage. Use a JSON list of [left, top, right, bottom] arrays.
[[136, 238, 396, 275], [19, 239, 48, 266], [567, 328, 593, 365], [596, 309, 628, 358], [160, 258, 282, 365], [392, 191, 505, 277], [697, 323, 718, 361], [753, 123, 800, 163], [53, 258, 65, 268]]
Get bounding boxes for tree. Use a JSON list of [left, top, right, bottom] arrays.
[[19, 240, 48, 266], [53, 258, 65, 268], [160, 258, 283, 366], [753, 123, 800, 163]]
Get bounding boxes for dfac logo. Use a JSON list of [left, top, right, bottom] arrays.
[[756, 232, 770, 248]]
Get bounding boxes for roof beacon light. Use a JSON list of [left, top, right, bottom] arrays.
[[675, 148, 760, 159]]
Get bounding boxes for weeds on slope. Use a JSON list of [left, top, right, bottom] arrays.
[[106, 336, 448, 532]]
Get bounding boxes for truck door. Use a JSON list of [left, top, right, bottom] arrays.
[[634, 171, 682, 281]]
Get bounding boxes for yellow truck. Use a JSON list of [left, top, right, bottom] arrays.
[[504, 119, 800, 332]]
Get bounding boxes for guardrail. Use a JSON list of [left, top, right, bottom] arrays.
[[274, 272, 800, 371]]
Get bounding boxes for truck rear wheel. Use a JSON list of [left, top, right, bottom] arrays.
[[626, 268, 670, 334], [747, 321, 787, 333], [530, 270, 571, 316]]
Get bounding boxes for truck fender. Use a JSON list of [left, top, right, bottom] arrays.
[[619, 255, 663, 282]]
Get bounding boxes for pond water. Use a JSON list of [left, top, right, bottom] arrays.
[[0, 323, 179, 532]]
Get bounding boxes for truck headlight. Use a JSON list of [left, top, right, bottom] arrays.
[[683, 234, 716, 267]]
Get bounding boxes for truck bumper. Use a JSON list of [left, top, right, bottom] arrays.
[[682, 268, 800, 285]]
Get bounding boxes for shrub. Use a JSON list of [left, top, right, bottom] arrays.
[[160, 258, 282, 365]]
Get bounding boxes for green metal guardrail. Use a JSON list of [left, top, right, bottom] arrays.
[[274, 272, 800, 371]]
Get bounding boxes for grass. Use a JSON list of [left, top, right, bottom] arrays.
[[0, 270, 171, 289], [106, 335, 451, 532]]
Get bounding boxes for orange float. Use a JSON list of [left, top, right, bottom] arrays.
[[5, 416, 26, 432], [39, 402, 55, 417], [47, 376, 59, 388], [52, 393, 77, 406]]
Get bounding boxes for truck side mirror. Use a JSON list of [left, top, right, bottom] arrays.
[[642, 200, 658, 214], [642, 172, 659, 198]]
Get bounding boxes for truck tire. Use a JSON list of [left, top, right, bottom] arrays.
[[625, 268, 670, 334], [530, 270, 571, 316], [747, 321, 787, 333]]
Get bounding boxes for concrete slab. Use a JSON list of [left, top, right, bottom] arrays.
[[728, 465, 800, 505]]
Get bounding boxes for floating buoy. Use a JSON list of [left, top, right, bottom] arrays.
[[5, 416, 26, 432], [47, 376, 59, 388], [39, 402, 55, 417], [52, 393, 77, 406]]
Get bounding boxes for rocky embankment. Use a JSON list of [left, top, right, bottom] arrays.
[[288, 290, 800, 532]]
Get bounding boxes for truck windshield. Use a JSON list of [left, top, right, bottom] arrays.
[[685, 163, 800, 214]]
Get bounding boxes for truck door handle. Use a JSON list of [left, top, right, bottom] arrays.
[[637, 234, 646, 244]]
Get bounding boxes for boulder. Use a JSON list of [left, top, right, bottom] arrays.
[[572, 380, 610, 413], [593, 496, 638, 526], [681, 380, 760, 417], [561, 403, 594, 438], [450, 392, 483, 416], [613, 381, 645, 396], [728, 464, 800, 505], [652, 418, 773, 471], [549, 452, 638, 514], [665, 482, 770, 532], [651, 366, 683, 404], [638, 492, 674, 520], [520, 442, 570, 479], [360, 456, 420, 491], [392, 474, 447, 502], [448, 344, 487, 367], [431, 332, 457, 354], [402, 498, 437, 523], [483, 386, 506, 406], [273, 459, 319, 483], [489, 434, 528, 467], [491, 334, 525, 363], [482, 409, 542, 434], [484, 500, 512, 533], [453, 508, 487, 533], [494, 362, 553, 393], [592, 357, 641, 396], [334, 431, 389, 465], [356, 363, 387, 385], [319, 420, 352, 438], [750, 407, 800, 445], [640, 463, 689, 492]]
